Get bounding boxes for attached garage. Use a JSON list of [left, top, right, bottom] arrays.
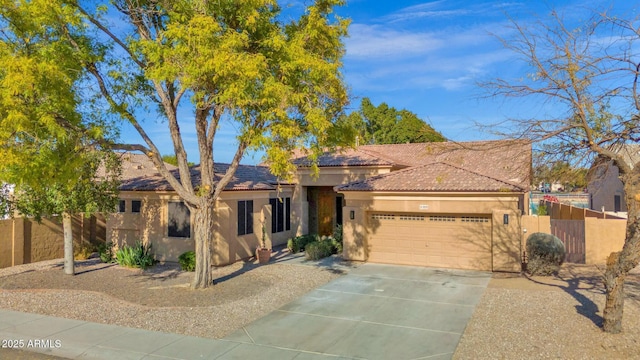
[[366, 212, 493, 271]]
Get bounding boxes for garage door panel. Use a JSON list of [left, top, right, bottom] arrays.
[[366, 212, 492, 271]]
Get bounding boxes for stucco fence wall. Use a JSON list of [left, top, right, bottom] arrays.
[[521, 214, 626, 265], [0, 214, 106, 268]]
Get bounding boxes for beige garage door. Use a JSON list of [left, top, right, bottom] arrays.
[[366, 213, 493, 271]]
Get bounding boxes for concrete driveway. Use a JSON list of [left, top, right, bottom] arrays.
[[224, 263, 491, 360]]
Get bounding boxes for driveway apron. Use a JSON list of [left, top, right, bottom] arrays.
[[224, 263, 491, 360]]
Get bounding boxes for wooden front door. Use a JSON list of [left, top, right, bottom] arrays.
[[318, 191, 334, 236]]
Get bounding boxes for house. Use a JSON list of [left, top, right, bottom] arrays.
[[587, 144, 640, 214], [107, 153, 298, 265], [108, 139, 532, 272]]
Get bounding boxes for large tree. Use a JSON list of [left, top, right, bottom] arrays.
[[0, 0, 349, 288], [0, 2, 121, 274], [343, 97, 446, 145], [485, 9, 640, 332]]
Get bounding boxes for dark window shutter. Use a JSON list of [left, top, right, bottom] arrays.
[[247, 201, 253, 234], [285, 197, 291, 231], [269, 198, 277, 233], [276, 198, 284, 232], [238, 201, 246, 235]]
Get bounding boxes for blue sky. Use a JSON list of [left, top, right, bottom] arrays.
[[118, 0, 637, 165]]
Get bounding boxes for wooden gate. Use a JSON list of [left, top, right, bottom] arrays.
[[550, 220, 585, 263]]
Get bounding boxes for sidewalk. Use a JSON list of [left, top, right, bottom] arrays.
[[0, 309, 344, 359]]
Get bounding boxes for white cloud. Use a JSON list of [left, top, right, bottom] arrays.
[[345, 24, 443, 59]]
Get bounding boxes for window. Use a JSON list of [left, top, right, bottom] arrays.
[[269, 197, 291, 233], [461, 216, 489, 223], [238, 200, 253, 235], [614, 195, 621, 212], [118, 200, 126, 213], [168, 202, 191, 238], [399, 215, 425, 221], [371, 214, 395, 220], [429, 215, 455, 222], [132, 200, 142, 213]]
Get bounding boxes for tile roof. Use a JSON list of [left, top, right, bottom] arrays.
[[115, 153, 284, 192], [290, 147, 394, 167], [335, 162, 526, 192], [293, 140, 531, 190]]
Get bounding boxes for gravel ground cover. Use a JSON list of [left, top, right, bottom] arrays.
[[454, 264, 640, 360], [0, 255, 342, 339]]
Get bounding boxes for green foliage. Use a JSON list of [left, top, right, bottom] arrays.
[[287, 238, 300, 254], [537, 204, 548, 216], [0, 0, 349, 288], [97, 241, 115, 263], [287, 234, 318, 254], [526, 232, 566, 275], [178, 251, 196, 272], [345, 98, 446, 145], [304, 240, 334, 260], [162, 155, 194, 167], [533, 161, 587, 191], [332, 224, 343, 254], [115, 241, 156, 269]]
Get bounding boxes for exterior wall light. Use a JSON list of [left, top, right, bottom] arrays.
[[350, 210, 355, 220]]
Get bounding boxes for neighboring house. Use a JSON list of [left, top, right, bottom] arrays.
[[587, 144, 640, 214], [108, 139, 532, 272]]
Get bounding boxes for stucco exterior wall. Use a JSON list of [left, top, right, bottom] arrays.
[[340, 191, 524, 271], [107, 187, 299, 265], [0, 215, 106, 268], [297, 166, 392, 187], [584, 217, 626, 264]]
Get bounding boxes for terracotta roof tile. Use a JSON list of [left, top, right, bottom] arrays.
[[293, 140, 531, 190], [335, 162, 526, 192], [116, 153, 283, 191], [290, 147, 394, 167]]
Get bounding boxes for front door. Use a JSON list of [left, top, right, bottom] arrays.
[[318, 191, 334, 236]]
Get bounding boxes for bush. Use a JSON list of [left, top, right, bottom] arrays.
[[97, 241, 115, 263], [526, 232, 566, 275], [178, 251, 196, 272], [116, 241, 156, 269], [305, 240, 334, 260], [287, 234, 317, 254], [332, 225, 343, 254], [287, 238, 300, 254], [74, 241, 95, 260]]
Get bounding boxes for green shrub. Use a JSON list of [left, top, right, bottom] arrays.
[[332, 225, 343, 254], [97, 241, 115, 263], [305, 240, 334, 260], [526, 232, 566, 275], [537, 204, 548, 216], [178, 251, 196, 272], [116, 241, 156, 269], [287, 238, 300, 254]]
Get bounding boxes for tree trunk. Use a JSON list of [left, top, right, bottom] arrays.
[[603, 252, 625, 333], [62, 212, 74, 275], [191, 202, 214, 289], [601, 179, 640, 333]]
